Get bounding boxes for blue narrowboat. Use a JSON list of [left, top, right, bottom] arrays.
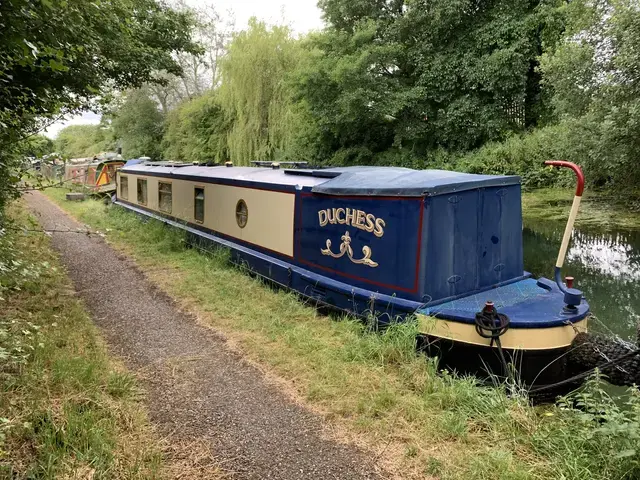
[[114, 162, 589, 388]]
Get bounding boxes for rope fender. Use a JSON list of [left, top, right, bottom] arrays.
[[566, 332, 640, 388]]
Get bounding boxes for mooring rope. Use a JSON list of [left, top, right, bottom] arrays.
[[529, 347, 640, 394], [474, 309, 513, 383]]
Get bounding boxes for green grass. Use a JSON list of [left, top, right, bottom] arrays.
[[522, 188, 640, 230], [0, 202, 166, 479], [45, 188, 640, 480]]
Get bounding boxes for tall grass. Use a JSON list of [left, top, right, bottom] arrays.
[[0, 202, 165, 478], [46, 188, 640, 480]]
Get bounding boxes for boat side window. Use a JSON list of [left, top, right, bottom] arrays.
[[194, 187, 205, 223], [120, 175, 128, 200], [158, 182, 172, 213], [137, 178, 147, 205], [236, 199, 248, 228]]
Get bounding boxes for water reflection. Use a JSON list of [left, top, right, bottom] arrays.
[[523, 222, 640, 341]]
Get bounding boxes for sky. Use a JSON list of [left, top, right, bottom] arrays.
[[44, 0, 324, 139]]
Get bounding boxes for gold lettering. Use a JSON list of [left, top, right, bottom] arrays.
[[318, 208, 386, 238], [318, 210, 328, 227], [374, 218, 386, 238], [327, 208, 336, 224], [355, 210, 366, 230], [365, 213, 375, 233], [345, 208, 356, 226]]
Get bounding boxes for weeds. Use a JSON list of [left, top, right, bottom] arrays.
[[0, 202, 165, 478], [46, 188, 640, 480], [522, 188, 640, 230]]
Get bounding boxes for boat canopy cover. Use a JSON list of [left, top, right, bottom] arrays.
[[310, 167, 520, 197]]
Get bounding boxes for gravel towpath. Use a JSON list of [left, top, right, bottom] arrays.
[[26, 192, 384, 480]]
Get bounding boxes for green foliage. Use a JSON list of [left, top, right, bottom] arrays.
[[112, 89, 165, 160], [1, 205, 162, 477], [218, 19, 308, 164], [293, 0, 551, 166], [55, 124, 115, 158], [533, 375, 640, 479], [0, 0, 198, 215], [163, 90, 230, 163], [16, 135, 54, 159], [0, 0, 197, 136]]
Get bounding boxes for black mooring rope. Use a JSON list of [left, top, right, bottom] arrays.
[[474, 309, 512, 382], [529, 347, 640, 394]]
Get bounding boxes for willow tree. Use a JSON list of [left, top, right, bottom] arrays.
[[218, 19, 306, 164]]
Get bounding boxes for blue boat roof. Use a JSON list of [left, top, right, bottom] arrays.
[[311, 167, 520, 196], [120, 164, 520, 196]]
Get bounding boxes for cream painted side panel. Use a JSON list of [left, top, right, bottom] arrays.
[[120, 175, 295, 257], [418, 314, 588, 350], [147, 177, 159, 211], [121, 174, 157, 210], [171, 179, 193, 219], [207, 184, 295, 257]]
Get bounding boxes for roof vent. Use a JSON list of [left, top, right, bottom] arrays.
[[225, 161, 233, 168], [271, 162, 280, 170]]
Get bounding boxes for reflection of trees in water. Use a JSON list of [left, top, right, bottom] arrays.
[[523, 223, 640, 341]]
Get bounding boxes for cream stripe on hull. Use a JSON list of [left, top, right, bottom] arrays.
[[418, 314, 588, 350], [119, 174, 295, 257]]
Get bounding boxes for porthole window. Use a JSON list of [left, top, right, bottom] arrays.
[[235, 199, 248, 228]]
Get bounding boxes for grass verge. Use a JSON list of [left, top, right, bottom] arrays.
[[1, 201, 166, 479], [522, 188, 640, 230], [46, 188, 640, 480]]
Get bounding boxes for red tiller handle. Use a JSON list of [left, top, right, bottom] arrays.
[[544, 160, 585, 197]]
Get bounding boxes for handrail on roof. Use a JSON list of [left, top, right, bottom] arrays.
[[251, 161, 309, 168], [142, 161, 193, 167], [283, 169, 341, 178]]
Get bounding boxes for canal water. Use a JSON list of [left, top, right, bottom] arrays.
[[523, 220, 640, 342]]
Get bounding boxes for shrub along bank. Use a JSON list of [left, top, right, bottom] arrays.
[[45, 188, 640, 480]]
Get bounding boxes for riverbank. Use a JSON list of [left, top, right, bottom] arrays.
[[44, 187, 640, 479], [522, 188, 640, 230], [0, 202, 166, 478]]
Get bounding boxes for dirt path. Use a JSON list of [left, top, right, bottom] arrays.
[[26, 192, 384, 480]]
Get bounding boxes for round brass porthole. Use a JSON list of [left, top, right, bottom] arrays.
[[235, 199, 248, 228]]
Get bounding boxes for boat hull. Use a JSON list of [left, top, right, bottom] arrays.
[[115, 199, 423, 321], [417, 314, 588, 389]]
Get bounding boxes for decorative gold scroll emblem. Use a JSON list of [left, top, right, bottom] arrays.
[[321, 231, 378, 267]]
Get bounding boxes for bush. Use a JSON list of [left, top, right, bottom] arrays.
[[163, 91, 230, 163]]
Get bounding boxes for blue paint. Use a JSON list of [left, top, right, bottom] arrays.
[[116, 165, 590, 330], [296, 194, 422, 296], [420, 277, 588, 327]]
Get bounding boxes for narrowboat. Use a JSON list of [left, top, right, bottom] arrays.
[[114, 161, 590, 388], [65, 154, 125, 194]]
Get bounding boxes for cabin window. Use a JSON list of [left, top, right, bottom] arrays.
[[235, 199, 248, 228], [120, 176, 128, 200], [137, 178, 147, 205], [194, 187, 205, 223], [158, 182, 172, 213]]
